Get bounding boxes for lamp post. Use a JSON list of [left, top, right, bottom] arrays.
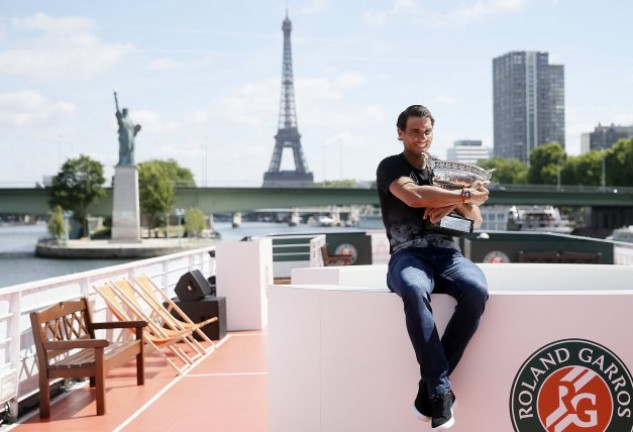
[[175, 209, 185, 245], [556, 155, 563, 191], [601, 151, 606, 192], [62, 210, 73, 245]]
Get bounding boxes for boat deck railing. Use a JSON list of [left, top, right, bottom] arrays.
[[0, 245, 215, 421]]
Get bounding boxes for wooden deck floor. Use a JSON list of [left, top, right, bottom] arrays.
[[7, 331, 267, 432]]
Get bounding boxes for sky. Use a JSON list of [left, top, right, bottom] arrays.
[[1, 0, 632, 187]]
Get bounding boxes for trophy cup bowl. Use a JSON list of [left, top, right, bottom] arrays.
[[425, 157, 494, 236], [429, 159, 494, 190]]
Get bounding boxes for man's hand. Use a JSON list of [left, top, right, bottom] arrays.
[[467, 181, 490, 206], [424, 205, 456, 224], [424, 181, 490, 226]]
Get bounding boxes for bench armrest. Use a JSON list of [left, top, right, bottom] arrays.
[[91, 320, 147, 330], [42, 339, 109, 350]]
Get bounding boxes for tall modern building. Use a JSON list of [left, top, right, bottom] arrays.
[[493, 51, 565, 164], [446, 140, 492, 164]]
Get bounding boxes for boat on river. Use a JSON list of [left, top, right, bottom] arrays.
[[481, 205, 573, 233]]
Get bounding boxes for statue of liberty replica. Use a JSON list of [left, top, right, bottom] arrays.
[[115, 91, 142, 166], [111, 90, 142, 242]]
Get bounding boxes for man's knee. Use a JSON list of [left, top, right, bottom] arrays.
[[458, 280, 488, 312], [471, 282, 489, 313]]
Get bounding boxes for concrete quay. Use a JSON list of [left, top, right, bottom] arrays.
[[35, 237, 218, 259]]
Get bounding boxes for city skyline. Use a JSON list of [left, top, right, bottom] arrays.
[[1, 1, 632, 187]]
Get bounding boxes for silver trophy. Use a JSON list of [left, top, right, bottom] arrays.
[[425, 155, 494, 236]]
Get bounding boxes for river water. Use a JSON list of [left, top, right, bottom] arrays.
[[0, 222, 364, 288]]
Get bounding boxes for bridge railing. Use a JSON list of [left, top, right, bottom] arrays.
[[489, 183, 632, 193], [3, 184, 633, 217]]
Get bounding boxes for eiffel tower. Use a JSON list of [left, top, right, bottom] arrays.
[[262, 12, 313, 188]]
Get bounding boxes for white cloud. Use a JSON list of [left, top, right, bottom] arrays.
[[432, 94, 459, 105], [333, 71, 367, 91], [12, 12, 95, 34], [208, 78, 279, 127], [363, 0, 527, 27], [190, 109, 211, 124], [302, 103, 387, 130], [133, 110, 181, 134], [360, 0, 422, 27], [360, 9, 390, 26], [0, 90, 75, 126], [298, 71, 367, 101], [435, 0, 527, 25], [146, 52, 220, 72], [148, 57, 181, 71], [299, 0, 332, 15], [394, 0, 422, 13], [0, 12, 134, 80], [187, 74, 355, 132]]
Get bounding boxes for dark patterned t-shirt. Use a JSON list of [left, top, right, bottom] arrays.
[[376, 153, 457, 254]]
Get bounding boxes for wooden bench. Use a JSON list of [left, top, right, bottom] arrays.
[[518, 250, 602, 264], [29, 298, 147, 418], [559, 251, 602, 264], [517, 250, 560, 263], [320, 244, 353, 266]]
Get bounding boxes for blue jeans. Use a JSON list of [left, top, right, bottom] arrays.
[[387, 245, 488, 397]]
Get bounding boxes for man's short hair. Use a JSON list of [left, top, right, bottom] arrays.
[[396, 105, 435, 131]]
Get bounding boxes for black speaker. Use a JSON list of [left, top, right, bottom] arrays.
[[174, 270, 215, 301], [168, 296, 227, 340]]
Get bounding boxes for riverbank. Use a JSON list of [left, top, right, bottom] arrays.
[[0, 221, 367, 287], [35, 237, 218, 259]]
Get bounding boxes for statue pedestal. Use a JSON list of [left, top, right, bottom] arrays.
[[111, 165, 141, 243]]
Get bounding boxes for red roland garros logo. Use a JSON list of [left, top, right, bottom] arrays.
[[510, 339, 633, 432]]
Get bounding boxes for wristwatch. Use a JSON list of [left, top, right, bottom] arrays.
[[461, 188, 472, 204]]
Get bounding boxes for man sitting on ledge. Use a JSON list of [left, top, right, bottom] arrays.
[[376, 104, 490, 430]]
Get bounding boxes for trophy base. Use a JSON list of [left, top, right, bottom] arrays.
[[429, 212, 474, 237]]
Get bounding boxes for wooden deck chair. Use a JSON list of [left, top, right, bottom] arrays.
[[320, 244, 353, 266], [131, 274, 218, 350], [93, 283, 196, 375], [110, 279, 209, 359], [108, 280, 208, 364]]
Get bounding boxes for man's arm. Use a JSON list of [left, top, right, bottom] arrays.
[[389, 177, 488, 208], [421, 203, 483, 228], [389, 177, 463, 208], [389, 177, 489, 226]]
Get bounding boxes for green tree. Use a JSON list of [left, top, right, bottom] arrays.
[[48, 205, 66, 242], [49, 154, 106, 236], [138, 162, 176, 229], [476, 157, 528, 184], [184, 208, 206, 238], [149, 159, 196, 186], [607, 137, 633, 186], [317, 179, 357, 188], [528, 142, 566, 184], [561, 151, 603, 186], [138, 159, 196, 229]]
